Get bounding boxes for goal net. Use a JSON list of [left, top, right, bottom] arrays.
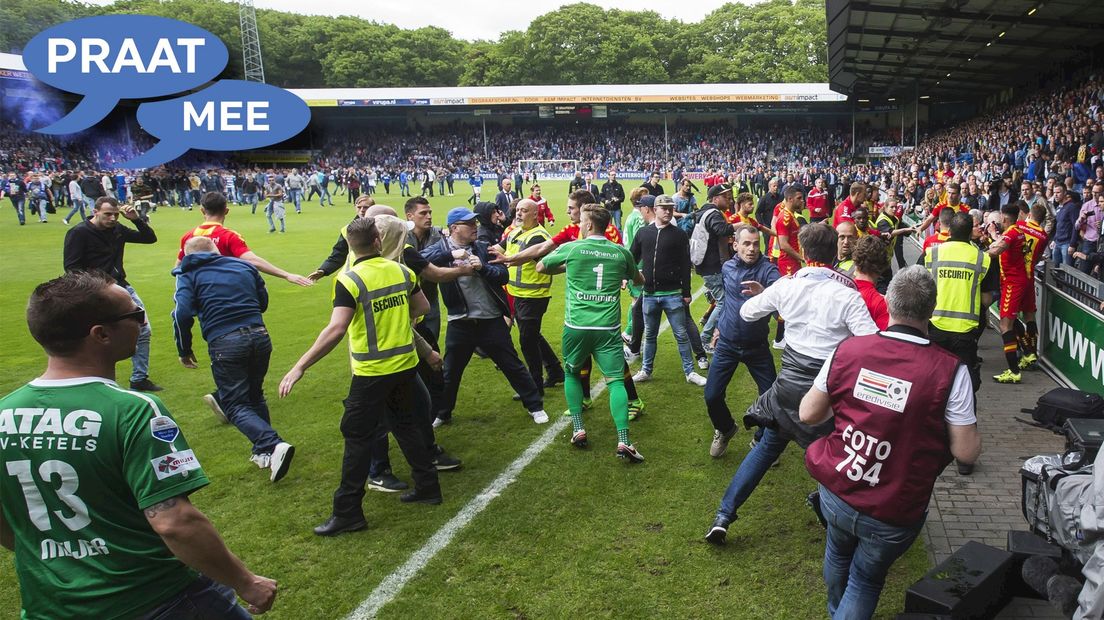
[[518, 159, 579, 182]]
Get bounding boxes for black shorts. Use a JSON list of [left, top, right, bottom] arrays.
[[513, 296, 550, 322]]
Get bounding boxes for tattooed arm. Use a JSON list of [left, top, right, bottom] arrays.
[[144, 495, 278, 614]]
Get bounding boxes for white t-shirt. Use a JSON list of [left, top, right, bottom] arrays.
[[740, 267, 878, 359]]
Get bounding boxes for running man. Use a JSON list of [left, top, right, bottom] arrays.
[[538, 205, 646, 462]]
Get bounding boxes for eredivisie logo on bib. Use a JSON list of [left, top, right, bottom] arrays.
[[853, 368, 912, 413]]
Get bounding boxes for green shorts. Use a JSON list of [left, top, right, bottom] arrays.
[[562, 327, 623, 379]]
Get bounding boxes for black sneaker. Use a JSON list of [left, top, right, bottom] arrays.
[[544, 373, 565, 388], [705, 516, 730, 545], [368, 472, 409, 493], [313, 515, 368, 537], [433, 447, 462, 471], [129, 379, 164, 392], [400, 487, 442, 505], [957, 460, 975, 476]]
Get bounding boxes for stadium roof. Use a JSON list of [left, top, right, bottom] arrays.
[[0, 52, 846, 108], [827, 0, 1104, 100], [286, 83, 846, 108]]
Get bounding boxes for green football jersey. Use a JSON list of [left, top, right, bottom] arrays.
[[0, 377, 209, 620], [541, 236, 638, 330]]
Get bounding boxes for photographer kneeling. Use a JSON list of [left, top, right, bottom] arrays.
[[799, 265, 982, 620]]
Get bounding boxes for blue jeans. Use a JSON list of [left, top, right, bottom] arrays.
[[126, 286, 151, 384], [369, 372, 435, 478], [610, 208, 622, 230], [9, 196, 25, 224], [65, 198, 88, 223], [819, 486, 923, 620], [31, 197, 49, 222], [265, 200, 285, 232], [642, 294, 694, 376], [139, 575, 251, 620], [209, 327, 280, 454], [705, 341, 777, 434], [1052, 244, 1072, 266], [288, 188, 302, 212], [715, 427, 789, 522], [700, 273, 726, 344], [242, 193, 257, 213]]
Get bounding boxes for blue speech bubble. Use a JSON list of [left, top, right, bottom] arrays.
[[119, 80, 311, 169], [23, 15, 228, 135]]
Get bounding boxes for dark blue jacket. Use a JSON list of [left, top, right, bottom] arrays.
[[172, 253, 268, 357], [1054, 199, 1080, 247], [716, 254, 780, 348], [421, 238, 509, 318]]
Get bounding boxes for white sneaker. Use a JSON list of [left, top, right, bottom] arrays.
[[697, 355, 709, 370], [432, 417, 451, 428], [685, 372, 708, 387], [624, 345, 640, 364], [530, 410, 549, 424], [203, 393, 229, 424], [269, 442, 295, 482], [631, 370, 652, 383], [249, 453, 271, 469], [772, 338, 787, 350]]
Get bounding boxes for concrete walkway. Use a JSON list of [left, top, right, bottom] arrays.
[[898, 239, 1070, 616], [921, 323, 1068, 618], [922, 325, 1064, 562]]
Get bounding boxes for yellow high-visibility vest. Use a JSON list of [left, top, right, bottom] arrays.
[[874, 211, 899, 258], [504, 225, 552, 299], [335, 257, 418, 376], [925, 240, 990, 333]]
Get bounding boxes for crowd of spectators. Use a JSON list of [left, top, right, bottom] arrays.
[[312, 122, 855, 176], [2, 74, 1102, 279]]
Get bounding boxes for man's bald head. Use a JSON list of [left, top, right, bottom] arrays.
[[515, 198, 539, 228], [365, 205, 398, 218], [835, 221, 857, 261], [184, 236, 218, 255]]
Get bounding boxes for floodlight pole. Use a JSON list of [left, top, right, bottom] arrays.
[[900, 106, 905, 147], [914, 82, 919, 148], [664, 114, 670, 164], [238, 0, 265, 83], [851, 102, 856, 157]]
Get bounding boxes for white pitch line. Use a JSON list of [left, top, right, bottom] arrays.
[[346, 287, 707, 619]]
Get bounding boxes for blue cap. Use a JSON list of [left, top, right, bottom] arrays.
[[636, 195, 655, 208], [446, 207, 478, 226]]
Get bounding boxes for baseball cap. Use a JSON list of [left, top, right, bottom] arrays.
[[654, 194, 676, 208], [707, 183, 734, 199], [636, 195, 656, 208], [446, 207, 478, 226]]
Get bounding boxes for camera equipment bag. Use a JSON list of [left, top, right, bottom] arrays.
[[1021, 388, 1104, 433]]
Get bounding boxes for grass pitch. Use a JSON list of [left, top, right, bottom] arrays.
[[0, 180, 928, 618]]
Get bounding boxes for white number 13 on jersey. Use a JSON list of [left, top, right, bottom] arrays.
[[6, 460, 91, 532]]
